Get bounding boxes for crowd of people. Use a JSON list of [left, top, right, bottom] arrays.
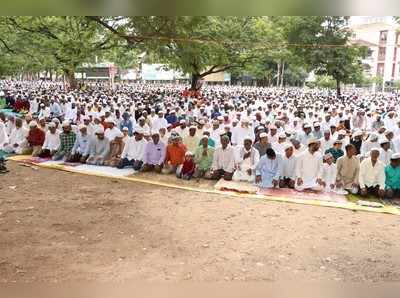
[[0, 80, 400, 199]]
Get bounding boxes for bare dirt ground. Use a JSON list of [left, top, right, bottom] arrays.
[[1, 161, 400, 282]]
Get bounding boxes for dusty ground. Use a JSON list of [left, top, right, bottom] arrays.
[[1, 161, 400, 282]]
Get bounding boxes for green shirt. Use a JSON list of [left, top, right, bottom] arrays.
[[194, 146, 214, 171], [58, 131, 76, 154], [385, 165, 400, 190]]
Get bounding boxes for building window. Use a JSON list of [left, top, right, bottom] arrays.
[[378, 47, 386, 61], [379, 30, 388, 44], [377, 63, 385, 76]]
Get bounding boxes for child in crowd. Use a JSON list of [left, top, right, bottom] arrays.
[[177, 151, 195, 180], [321, 153, 337, 193]]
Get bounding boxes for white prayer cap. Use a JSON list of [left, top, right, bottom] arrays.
[[333, 139, 342, 144], [379, 137, 390, 145], [217, 116, 223, 120], [307, 137, 319, 145], [256, 126, 265, 131], [313, 122, 320, 127], [353, 130, 363, 137], [158, 110, 164, 114], [115, 131, 123, 138], [370, 148, 380, 154], [384, 130, 393, 136], [370, 133, 379, 141], [189, 125, 197, 130], [199, 119, 205, 125], [122, 126, 129, 131], [185, 151, 194, 156], [303, 123, 312, 129], [278, 132, 286, 139], [391, 153, 400, 160], [269, 124, 277, 130], [241, 118, 249, 123], [29, 121, 38, 128], [324, 153, 333, 160], [62, 120, 70, 127], [201, 135, 209, 140], [106, 118, 116, 124], [95, 126, 104, 134], [283, 142, 293, 151], [151, 131, 159, 136], [135, 127, 144, 134], [48, 122, 56, 128], [232, 119, 239, 123], [78, 124, 86, 130], [219, 130, 227, 136], [259, 132, 268, 138], [338, 130, 346, 135], [244, 135, 253, 141], [179, 119, 186, 124]]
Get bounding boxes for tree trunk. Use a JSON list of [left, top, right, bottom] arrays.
[[64, 68, 77, 90], [280, 62, 285, 88], [190, 73, 201, 91], [336, 79, 341, 98], [276, 62, 280, 87]]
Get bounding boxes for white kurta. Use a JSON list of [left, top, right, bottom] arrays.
[[0, 121, 9, 149], [295, 150, 323, 190], [42, 131, 61, 151], [232, 147, 260, 182], [359, 158, 385, 189], [321, 163, 337, 192]]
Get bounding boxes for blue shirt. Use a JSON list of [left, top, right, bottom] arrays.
[[71, 133, 90, 155], [255, 154, 282, 188]]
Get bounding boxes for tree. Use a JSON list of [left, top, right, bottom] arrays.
[[90, 16, 276, 91], [285, 16, 368, 97], [0, 16, 117, 88]]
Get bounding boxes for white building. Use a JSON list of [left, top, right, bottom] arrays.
[[349, 16, 400, 83]]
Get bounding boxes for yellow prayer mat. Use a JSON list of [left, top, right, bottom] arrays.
[[8, 155, 400, 216]]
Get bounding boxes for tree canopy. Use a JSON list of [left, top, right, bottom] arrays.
[[0, 16, 369, 94]]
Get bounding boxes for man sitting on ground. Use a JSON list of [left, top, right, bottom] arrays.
[[53, 121, 76, 161], [39, 122, 60, 158], [255, 148, 282, 188], [336, 144, 360, 194], [163, 134, 187, 175], [210, 135, 235, 181], [68, 124, 90, 163], [86, 127, 110, 166], [359, 148, 385, 198], [232, 137, 260, 182], [3, 118, 28, 154], [141, 132, 166, 173], [193, 135, 214, 178], [384, 153, 400, 199], [279, 143, 297, 189], [26, 121, 45, 157], [118, 128, 147, 171], [295, 138, 324, 192]]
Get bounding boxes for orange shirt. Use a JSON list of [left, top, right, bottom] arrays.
[[165, 143, 187, 166]]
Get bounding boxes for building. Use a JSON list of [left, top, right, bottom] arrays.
[[350, 16, 400, 84]]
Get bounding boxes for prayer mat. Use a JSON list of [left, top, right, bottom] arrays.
[[7, 156, 400, 216], [257, 188, 348, 204], [214, 179, 259, 194]]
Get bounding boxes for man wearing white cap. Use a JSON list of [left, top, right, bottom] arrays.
[[141, 131, 166, 173], [118, 127, 147, 171], [68, 124, 90, 163], [279, 143, 297, 189], [255, 148, 282, 188], [53, 121, 76, 161], [359, 148, 385, 198], [379, 138, 393, 166], [336, 144, 360, 194], [26, 121, 45, 156], [151, 110, 168, 133], [253, 132, 271, 157], [321, 153, 337, 192], [298, 123, 313, 146], [231, 118, 254, 147], [210, 135, 235, 181], [86, 126, 110, 166], [384, 153, 400, 199], [3, 118, 28, 154], [360, 133, 380, 158], [39, 122, 60, 158], [183, 126, 199, 153], [232, 137, 260, 182], [104, 118, 122, 142], [294, 137, 324, 191], [174, 120, 188, 138], [271, 132, 287, 155]]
